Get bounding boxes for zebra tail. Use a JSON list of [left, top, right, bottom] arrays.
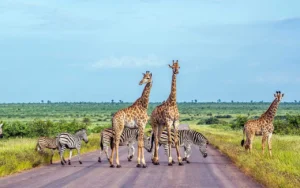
[[241, 127, 245, 147], [150, 132, 155, 152]]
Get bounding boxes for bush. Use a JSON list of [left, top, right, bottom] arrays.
[[204, 117, 220, 125], [2, 119, 88, 138], [231, 116, 248, 130], [215, 115, 232, 118]]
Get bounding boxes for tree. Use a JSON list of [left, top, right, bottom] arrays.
[[295, 100, 298, 103], [47, 100, 51, 104], [111, 99, 114, 104], [194, 99, 197, 103], [41, 100, 44, 103], [82, 117, 91, 125], [231, 100, 234, 103], [217, 99, 221, 103]]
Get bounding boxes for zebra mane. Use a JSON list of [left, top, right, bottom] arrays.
[[74, 128, 86, 134]]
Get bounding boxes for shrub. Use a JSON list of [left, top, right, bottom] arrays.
[[231, 116, 248, 130], [205, 117, 220, 125]]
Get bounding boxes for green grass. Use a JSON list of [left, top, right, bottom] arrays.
[[0, 134, 100, 177], [191, 125, 300, 188]]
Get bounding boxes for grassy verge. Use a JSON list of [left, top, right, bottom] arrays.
[[0, 133, 100, 177], [191, 125, 300, 188]]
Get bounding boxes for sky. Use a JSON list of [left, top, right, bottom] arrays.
[[0, 0, 300, 103]]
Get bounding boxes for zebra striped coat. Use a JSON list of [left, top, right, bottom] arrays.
[[99, 127, 151, 163], [36, 137, 64, 164], [151, 129, 208, 163], [56, 129, 88, 165]]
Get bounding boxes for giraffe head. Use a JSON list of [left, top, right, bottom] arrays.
[[139, 71, 152, 85], [168, 60, 180, 74], [274, 91, 284, 102]]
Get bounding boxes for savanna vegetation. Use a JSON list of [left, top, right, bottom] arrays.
[[0, 101, 299, 187]]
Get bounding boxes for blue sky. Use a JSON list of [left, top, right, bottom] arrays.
[[0, 0, 300, 103]]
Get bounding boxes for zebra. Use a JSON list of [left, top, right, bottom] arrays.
[[56, 129, 88, 165], [98, 127, 152, 163], [36, 136, 66, 164], [150, 129, 208, 163], [0, 123, 3, 138]]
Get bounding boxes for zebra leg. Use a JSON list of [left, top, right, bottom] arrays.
[[127, 142, 134, 161], [68, 150, 73, 165], [60, 146, 66, 166], [151, 125, 158, 164], [185, 144, 192, 163], [173, 120, 183, 166], [183, 146, 187, 161], [98, 146, 102, 163], [76, 148, 82, 164]]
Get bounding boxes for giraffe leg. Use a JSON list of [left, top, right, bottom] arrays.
[[173, 120, 183, 165], [115, 132, 123, 168], [166, 124, 173, 166], [249, 134, 255, 154], [262, 134, 267, 155], [267, 133, 272, 157]]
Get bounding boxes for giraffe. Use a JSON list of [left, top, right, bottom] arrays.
[[150, 60, 183, 166], [241, 91, 284, 156], [109, 71, 152, 168]]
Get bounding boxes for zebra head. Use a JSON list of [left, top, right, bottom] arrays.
[[143, 136, 152, 152], [0, 123, 3, 139], [75, 129, 88, 144], [199, 140, 208, 158]]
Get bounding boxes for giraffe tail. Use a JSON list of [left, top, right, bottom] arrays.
[[100, 133, 104, 151], [241, 127, 245, 147]]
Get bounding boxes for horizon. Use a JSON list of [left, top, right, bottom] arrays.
[[1, 0, 300, 103]]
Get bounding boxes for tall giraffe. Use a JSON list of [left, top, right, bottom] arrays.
[[109, 71, 152, 168], [241, 91, 284, 156], [150, 60, 183, 166]]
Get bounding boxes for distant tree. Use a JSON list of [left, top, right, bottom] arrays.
[[231, 100, 234, 103], [47, 100, 51, 104], [82, 117, 91, 125], [191, 100, 194, 103], [111, 99, 114, 104], [41, 100, 44, 103], [250, 100, 253, 103], [119, 100, 123, 103], [194, 99, 197, 103], [295, 100, 298, 103], [217, 99, 221, 103]]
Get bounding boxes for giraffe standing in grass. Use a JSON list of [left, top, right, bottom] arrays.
[[241, 91, 284, 156], [150, 60, 183, 166], [109, 71, 152, 168]]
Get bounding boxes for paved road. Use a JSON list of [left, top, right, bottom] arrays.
[[0, 125, 262, 188]]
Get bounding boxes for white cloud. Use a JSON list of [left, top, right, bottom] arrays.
[[89, 55, 165, 69]]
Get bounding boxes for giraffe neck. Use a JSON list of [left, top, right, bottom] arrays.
[[260, 98, 280, 122], [166, 73, 177, 106], [133, 82, 152, 109]]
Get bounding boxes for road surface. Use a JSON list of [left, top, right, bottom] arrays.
[[0, 125, 262, 188]]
